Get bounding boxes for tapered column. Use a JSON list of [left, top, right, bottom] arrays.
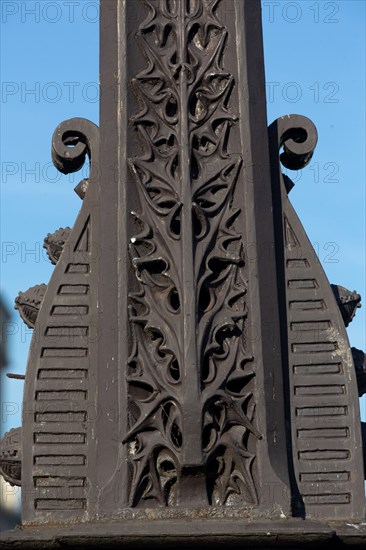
[[96, 0, 291, 514]]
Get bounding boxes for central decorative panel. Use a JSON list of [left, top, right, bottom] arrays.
[[125, 0, 259, 508]]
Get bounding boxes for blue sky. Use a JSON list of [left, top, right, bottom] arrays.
[[0, 1, 365, 438]]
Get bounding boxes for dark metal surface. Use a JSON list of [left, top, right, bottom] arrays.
[[352, 348, 366, 397], [1, 0, 364, 543], [14, 285, 47, 329], [331, 284, 362, 328], [43, 228, 72, 265], [0, 428, 21, 487], [268, 114, 365, 520], [1, 518, 366, 549], [95, 0, 291, 517]]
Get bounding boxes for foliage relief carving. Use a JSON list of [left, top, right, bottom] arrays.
[[126, 0, 260, 507]]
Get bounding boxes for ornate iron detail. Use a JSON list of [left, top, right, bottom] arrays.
[[74, 179, 89, 200], [8, 117, 101, 523], [0, 427, 21, 486], [44, 227, 72, 265], [51, 117, 99, 176], [14, 284, 47, 329], [2, 0, 364, 534], [352, 347, 366, 397], [126, 0, 259, 507], [269, 114, 365, 520], [331, 284, 361, 327], [268, 114, 318, 173]]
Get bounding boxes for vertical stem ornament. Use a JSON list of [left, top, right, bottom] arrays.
[[126, 0, 260, 508]]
